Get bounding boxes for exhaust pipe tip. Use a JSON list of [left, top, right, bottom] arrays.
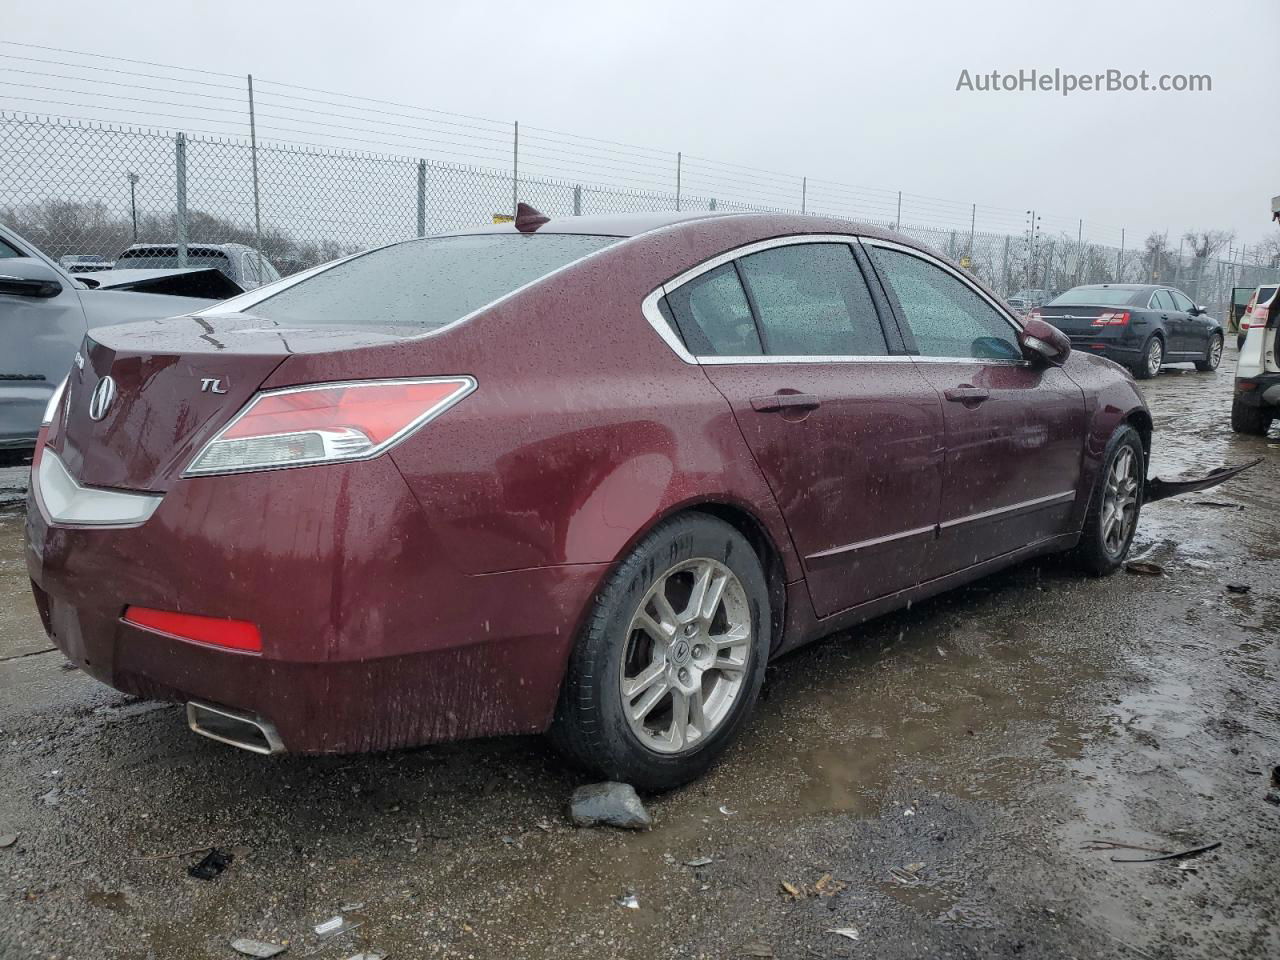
[[186, 700, 285, 755]]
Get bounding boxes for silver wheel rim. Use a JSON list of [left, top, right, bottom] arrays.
[[1208, 336, 1222, 368], [619, 558, 752, 755], [1147, 339, 1163, 376], [1101, 445, 1140, 557]]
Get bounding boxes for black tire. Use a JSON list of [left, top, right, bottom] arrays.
[[1231, 396, 1273, 436], [1195, 332, 1223, 372], [1132, 336, 1163, 380], [551, 514, 770, 791], [1071, 424, 1145, 576]]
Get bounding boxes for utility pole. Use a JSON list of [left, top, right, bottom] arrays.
[[895, 191, 902, 231], [247, 75, 264, 279]]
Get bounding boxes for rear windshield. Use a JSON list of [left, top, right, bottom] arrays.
[[1048, 288, 1138, 307], [250, 234, 618, 329], [116, 250, 231, 271]]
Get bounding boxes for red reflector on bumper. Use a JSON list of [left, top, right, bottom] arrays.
[[123, 606, 262, 652]]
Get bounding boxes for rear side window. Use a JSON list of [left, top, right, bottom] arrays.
[[870, 247, 1020, 360], [250, 234, 617, 328], [1168, 290, 1195, 312], [665, 263, 762, 356], [1152, 290, 1177, 311], [736, 243, 887, 356]]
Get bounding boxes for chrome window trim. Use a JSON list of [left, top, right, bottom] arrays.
[[641, 233, 1028, 367]]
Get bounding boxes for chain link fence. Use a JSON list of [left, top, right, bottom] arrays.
[[3, 111, 1277, 322]]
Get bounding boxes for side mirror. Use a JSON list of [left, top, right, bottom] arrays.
[[1020, 317, 1071, 367], [1190, 304, 1206, 316], [0, 258, 64, 298]]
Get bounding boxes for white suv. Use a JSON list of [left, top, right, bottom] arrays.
[[1232, 282, 1279, 435]]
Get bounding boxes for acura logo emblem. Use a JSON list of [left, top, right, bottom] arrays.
[[88, 376, 117, 421]]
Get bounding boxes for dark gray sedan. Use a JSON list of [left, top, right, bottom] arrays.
[[0, 224, 236, 461], [1036, 284, 1224, 379]]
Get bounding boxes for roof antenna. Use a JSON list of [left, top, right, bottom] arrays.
[[514, 202, 550, 233]]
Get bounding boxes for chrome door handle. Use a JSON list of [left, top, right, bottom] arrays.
[[750, 393, 821, 412], [944, 385, 990, 404]]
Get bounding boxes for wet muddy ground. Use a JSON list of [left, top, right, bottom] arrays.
[[1, 355, 1277, 960]]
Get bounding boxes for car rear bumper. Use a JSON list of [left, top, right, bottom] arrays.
[[1234, 373, 1280, 408], [25, 456, 607, 754], [1063, 337, 1144, 365]]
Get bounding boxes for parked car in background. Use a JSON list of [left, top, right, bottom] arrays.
[[1232, 283, 1279, 435], [1011, 287, 1051, 308], [0, 223, 233, 461], [1006, 296, 1031, 318], [26, 207, 1251, 790], [1034, 283, 1224, 379], [58, 254, 113, 274], [114, 242, 282, 290]]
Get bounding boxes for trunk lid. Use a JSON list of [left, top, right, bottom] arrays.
[[53, 313, 418, 492], [1036, 304, 1118, 336]]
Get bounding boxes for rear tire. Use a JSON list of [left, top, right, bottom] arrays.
[[551, 514, 770, 791], [1132, 336, 1163, 380], [1195, 333, 1223, 372], [1071, 424, 1145, 576], [1231, 396, 1273, 436]]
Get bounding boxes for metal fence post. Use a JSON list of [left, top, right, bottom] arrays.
[[709, 198, 716, 211], [175, 132, 188, 267], [1001, 235, 1010, 295], [512, 121, 519, 215], [675, 152, 682, 211], [416, 159, 427, 237], [1075, 219, 1083, 284], [967, 203, 975, 261], [895, 191, 902, 230], [801, 177, 807, 214], [573, 184, 582, 216], [1117, 229, 1125, 282]]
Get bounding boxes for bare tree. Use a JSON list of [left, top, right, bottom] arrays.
[[1142, 231, 1172, 283]]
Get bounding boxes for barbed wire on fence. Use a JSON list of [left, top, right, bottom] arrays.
[[1, 38, 1277, 318]]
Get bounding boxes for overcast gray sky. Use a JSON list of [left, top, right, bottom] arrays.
[[6, 0, 1279, 248]]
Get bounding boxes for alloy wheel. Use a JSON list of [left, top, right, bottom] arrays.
[[1208, 335, 1223, 369], [619, 558, 752, 754], [1101, 445, 1140, 557], [1147, 339, 1163, 377]]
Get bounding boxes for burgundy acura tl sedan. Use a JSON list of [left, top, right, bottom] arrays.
[[26, 207, 1165, 789]]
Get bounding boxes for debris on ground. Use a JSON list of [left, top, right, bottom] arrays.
[[889, 862, 926, 884], [780, 873, 845, 900], [230, 938, 288, 958], [569, 782, 651, 830], [187, 848, 233, 880], [827, 927, 860, 941], [1124, 561, 1164, 577], [132, 844, 213, 862], [1225, 583, 1251, 594], [718, 805, 738, 816], [1264, 792, 1280, 807], [684, 856, 714, 867], [341, 953, 386, 960], [315, 916, 360, 938], [736, 942, 774, 957], [615, 892, 640, 909], [38, 788, 60, 806], [1109, 841, 1221, 863], [0, 833, 17, 848]]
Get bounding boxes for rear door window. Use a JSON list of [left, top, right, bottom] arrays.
[[249, 234, 617, 329], [869, 246, 1020, 360], [1152, 290, 1177, 311], [736, 243, 887, 356], [1168, 290, 1195, 312], [665, 263, 762, 356]]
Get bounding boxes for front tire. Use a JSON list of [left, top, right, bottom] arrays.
[[1133, 336, 1163, 380], [1072, 425, 1144, 576], [551, 514, 770, 791], [1231, 396, 1273, 436], [1195, 333, 1223, 372]]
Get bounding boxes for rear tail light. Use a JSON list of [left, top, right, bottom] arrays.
[[185, 377, 475, 476], [1092, 311, 1130, 327], [124, 606, 262, 652], [1243, 305, 1273, 329], [32, 376, 69, 468]]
